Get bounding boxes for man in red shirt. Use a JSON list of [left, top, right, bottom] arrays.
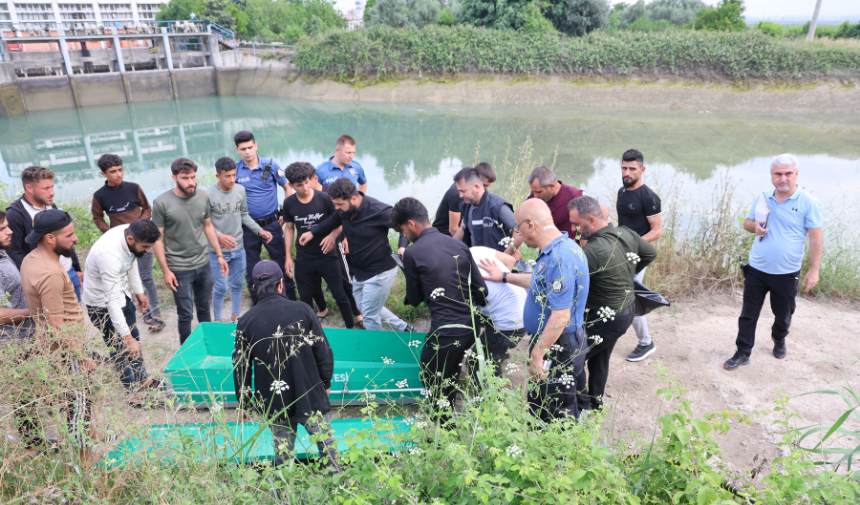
[[506, 166, 608, 258]]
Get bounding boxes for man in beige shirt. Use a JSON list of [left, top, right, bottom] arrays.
[[19, 209, 95, 461]]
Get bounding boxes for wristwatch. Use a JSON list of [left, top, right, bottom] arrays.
[[217, 254, 225, 259], [502, 272, 508, 283]]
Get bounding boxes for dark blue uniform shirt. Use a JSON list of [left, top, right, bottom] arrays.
[[236, 156, 286, 219], [316, 156, 368, 188]]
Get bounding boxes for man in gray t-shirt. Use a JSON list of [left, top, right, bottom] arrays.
[[152, 158, 229, 345], [0, 209, 34, 341]]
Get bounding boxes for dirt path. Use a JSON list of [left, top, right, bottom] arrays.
[[131, 292, 859, 474]]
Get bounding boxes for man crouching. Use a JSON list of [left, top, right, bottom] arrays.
[[232, 260, 340, 471]]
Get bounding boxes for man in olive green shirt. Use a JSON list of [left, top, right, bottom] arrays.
[[152, 158, 228, 344], [568, 195, 657, 411]]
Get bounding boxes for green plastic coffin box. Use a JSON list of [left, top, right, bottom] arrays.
[[164, 323, 426, 408], [106, 417, 411, 467]]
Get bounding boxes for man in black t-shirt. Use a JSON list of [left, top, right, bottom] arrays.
[[283, 163, 355, 329], [432, 162, 496, 236], [616, 149, 663, 363]]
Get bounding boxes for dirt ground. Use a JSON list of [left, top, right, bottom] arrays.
[[121, 289, 860, 477]]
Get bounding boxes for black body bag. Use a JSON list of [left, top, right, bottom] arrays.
[[633, 280, 670, 316]]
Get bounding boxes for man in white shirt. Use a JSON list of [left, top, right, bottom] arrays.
[[83, 219, 162, 400], [469, 246, 527, 378]]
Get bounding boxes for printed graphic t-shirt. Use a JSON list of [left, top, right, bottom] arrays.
[[282, 190, 337, 261]]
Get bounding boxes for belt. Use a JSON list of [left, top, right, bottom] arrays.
[[253, 211, 280, 227]]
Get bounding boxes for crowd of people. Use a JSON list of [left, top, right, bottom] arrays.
[[0, 129, 822, 466]]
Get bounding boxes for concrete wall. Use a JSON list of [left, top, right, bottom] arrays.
[[0, 63, 25, 116], [128, 70, 173, 102], [174, 67, 216, 99], [75, 73, 126, 106], [19, 76, 76, 111]]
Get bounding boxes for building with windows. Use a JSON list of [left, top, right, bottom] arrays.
[[1, 1, 169, 28]]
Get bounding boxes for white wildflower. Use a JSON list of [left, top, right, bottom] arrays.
[[420, 388, 430, 397], [550, 344, 563, 352], [396, 379, 409, 389], [416, 420, 428, 429], [409, 447, 422, 456], [463, 349, 477, 360], [589, 334, 604, 345], [472, 396, 484, 403], [626, 252, 641, 264], [498, 236, 514, 248], [430, 287, 446, 299], [526, 259, 536, 266], [505, 362, 520, 374], [270, 380, 289, 394], [506, 445, 523, 457], [596, 306, 616, 322], [408, 340, 422, 348], [382, 357, 395, 365], [560, 373, 575, 389], [404, 417, 416, 425], [211, 402, 223, 414], [437, 399, 451, 408]]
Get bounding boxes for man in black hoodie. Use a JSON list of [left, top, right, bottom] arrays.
[[6, 166, 83, 300], [233, 260, 340, 470]]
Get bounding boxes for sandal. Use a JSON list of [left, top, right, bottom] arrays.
[[146, 318, 165, 332], [316, 312, 329, 323], [139, 378, 164, 389]]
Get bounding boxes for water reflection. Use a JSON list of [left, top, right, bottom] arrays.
[[0, 96, 858, 213]]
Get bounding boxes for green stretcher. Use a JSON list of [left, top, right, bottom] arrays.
[[106, 417, 411, 467], [164, 323, 426, 408]]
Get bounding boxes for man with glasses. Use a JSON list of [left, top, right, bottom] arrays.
[[453, 167, 516, 252]]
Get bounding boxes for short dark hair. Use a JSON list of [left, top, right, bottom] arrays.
[[622, 149, 644, 165], [21, 166, 55, 188], [97, 154, 123, 173], [453, 167, 481, 186], [474, 162, 496, 183], [234, 131, 255, 146], [254, 280, 281, 295], [171, 157, 198, 175], [568, 195, 603, 220], [285, 162, 315, 185], [327, 178, 358, 201], [0, 209, 6, 223], [126, 218, 161, 243], [390, 197, 429, 228], [215, 157, 236, 173], [336, 135, 355, 148]]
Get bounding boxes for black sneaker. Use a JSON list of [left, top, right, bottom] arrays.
[[772, 339, 787, 359], [626, 342, 656, 362], [724, 352, 750, 370]]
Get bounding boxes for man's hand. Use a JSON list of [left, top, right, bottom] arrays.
[[81, 358, 97, 374], [124, 334, 142, 360], [803, 270, 820, 293], [342, 238, 349, 255], [259, 229, 273, 244], [754, 221, 770, 238], [397, 247, 405, 257], [320, 234, 337, 255], [218, 234, 238, 250], [285, 257, 294, 279], [135, 293, 149, 313], [528, 350, 548, 380], [163, 269, 178, 292], [218, 257, 229, 277], [326, 388, 330, 396], [77, 271, 84, 285], [299, 231, 314, 246], [479, 258, 503, 283]]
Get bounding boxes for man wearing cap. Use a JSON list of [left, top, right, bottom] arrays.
[[19, 210, 96, 460], [233, 131, 296, 299], [233, 260, 340, 471]]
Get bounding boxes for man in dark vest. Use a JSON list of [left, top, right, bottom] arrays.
[[452, 167, 516, 252]]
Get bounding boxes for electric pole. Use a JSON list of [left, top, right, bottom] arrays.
[[806, 0, 824, 41]]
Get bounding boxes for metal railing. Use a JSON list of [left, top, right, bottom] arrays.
[[236, 40, 295, 56]]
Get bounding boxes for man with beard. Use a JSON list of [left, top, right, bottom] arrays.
[[83, 219, 162, 404], [453, 167, 516, 252], [392, 197, 486, 421], [568, 195, 657, 412], [152, 158, 229, 345], [0, 209, 35, 341], [616, 149, 663, 363], [432, 162, 496, 237], [20, 210, 96, 460], [6, 166, 84, 300], [299, 178, 414, 332]]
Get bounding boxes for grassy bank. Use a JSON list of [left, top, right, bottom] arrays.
[[294, 26, 860, 80]]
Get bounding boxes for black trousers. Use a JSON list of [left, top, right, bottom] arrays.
[[528, 328, 587, 422], [467, 321, 525, 382], [575, 305, 635, 411], [736, 265, 800, 355], [420, 331, 475, 423], [243, 220, 296, 300], [296, 256, 355, 328], [311, 246, 361, 317], [87, 296, 147, 389]]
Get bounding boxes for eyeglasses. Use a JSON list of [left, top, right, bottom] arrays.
[[513, 218, 529, 235]]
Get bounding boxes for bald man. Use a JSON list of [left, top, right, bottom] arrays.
[[480, 199, 589, 421]]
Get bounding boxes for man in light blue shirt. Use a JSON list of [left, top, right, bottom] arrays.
[[725, 154, 823, 370], [316, 135, 368, 193]]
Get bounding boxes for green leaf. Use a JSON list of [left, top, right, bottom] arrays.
[[696, 486, 717, 505], [675, 428, 691, 445]]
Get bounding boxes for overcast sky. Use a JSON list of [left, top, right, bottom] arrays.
[[334, 0, 860, 22]]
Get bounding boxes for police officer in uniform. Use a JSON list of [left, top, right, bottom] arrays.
[[233, 131, 296, 298]]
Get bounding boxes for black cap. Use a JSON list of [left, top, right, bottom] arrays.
[[252, 259, 283, 286], [25, 209, 72, 245]]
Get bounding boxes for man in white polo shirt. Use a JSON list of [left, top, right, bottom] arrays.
[[724, 154, 822, 370]]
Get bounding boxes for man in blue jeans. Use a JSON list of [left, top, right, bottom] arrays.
[[205, 157, 273, 322], [152, 158, 229, 344]]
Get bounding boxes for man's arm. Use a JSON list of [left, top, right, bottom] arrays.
[[448, 211, 461, 237], [453, 223, 465, 241], [634, 232, 658, 273], [203, 217, 228, 277], [35, 273, 87, 349], [91, 197, 110, 233], [101, 257, 136, 339], [744, 217, 770, 238], [138, 187, 152, 220], [6, 212, 26, 269], [283, 222, 295, 279], [640, 214, 662, 242], [281, 183, 293, 198], [152, 227, 177, 291], [803, 227, 822, 292], [0, 308, 30, 325], [358, 183, 368, 194], [306, 212, 342, 243], [402, 251, 424, 307], [479, 258, 531, 289], [530, 309, 570, 378]]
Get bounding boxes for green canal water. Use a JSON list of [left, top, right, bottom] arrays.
[[1, 96, 858, 226]]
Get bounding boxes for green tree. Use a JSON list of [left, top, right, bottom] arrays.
[[366, 0, 441, 29], [204, 0, 237, 29], [754, 20, 783, 37], [520, 1, 556, 34], [438, 9, 456, 25], [459, 0, 534, 30], [692, 0, 745, 32], [835, 20, 860, 39], [544, 0, 610, 36], [301, 15, 325, 35], [157, 0, 205, 20], [647, 0, 704, 26]]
